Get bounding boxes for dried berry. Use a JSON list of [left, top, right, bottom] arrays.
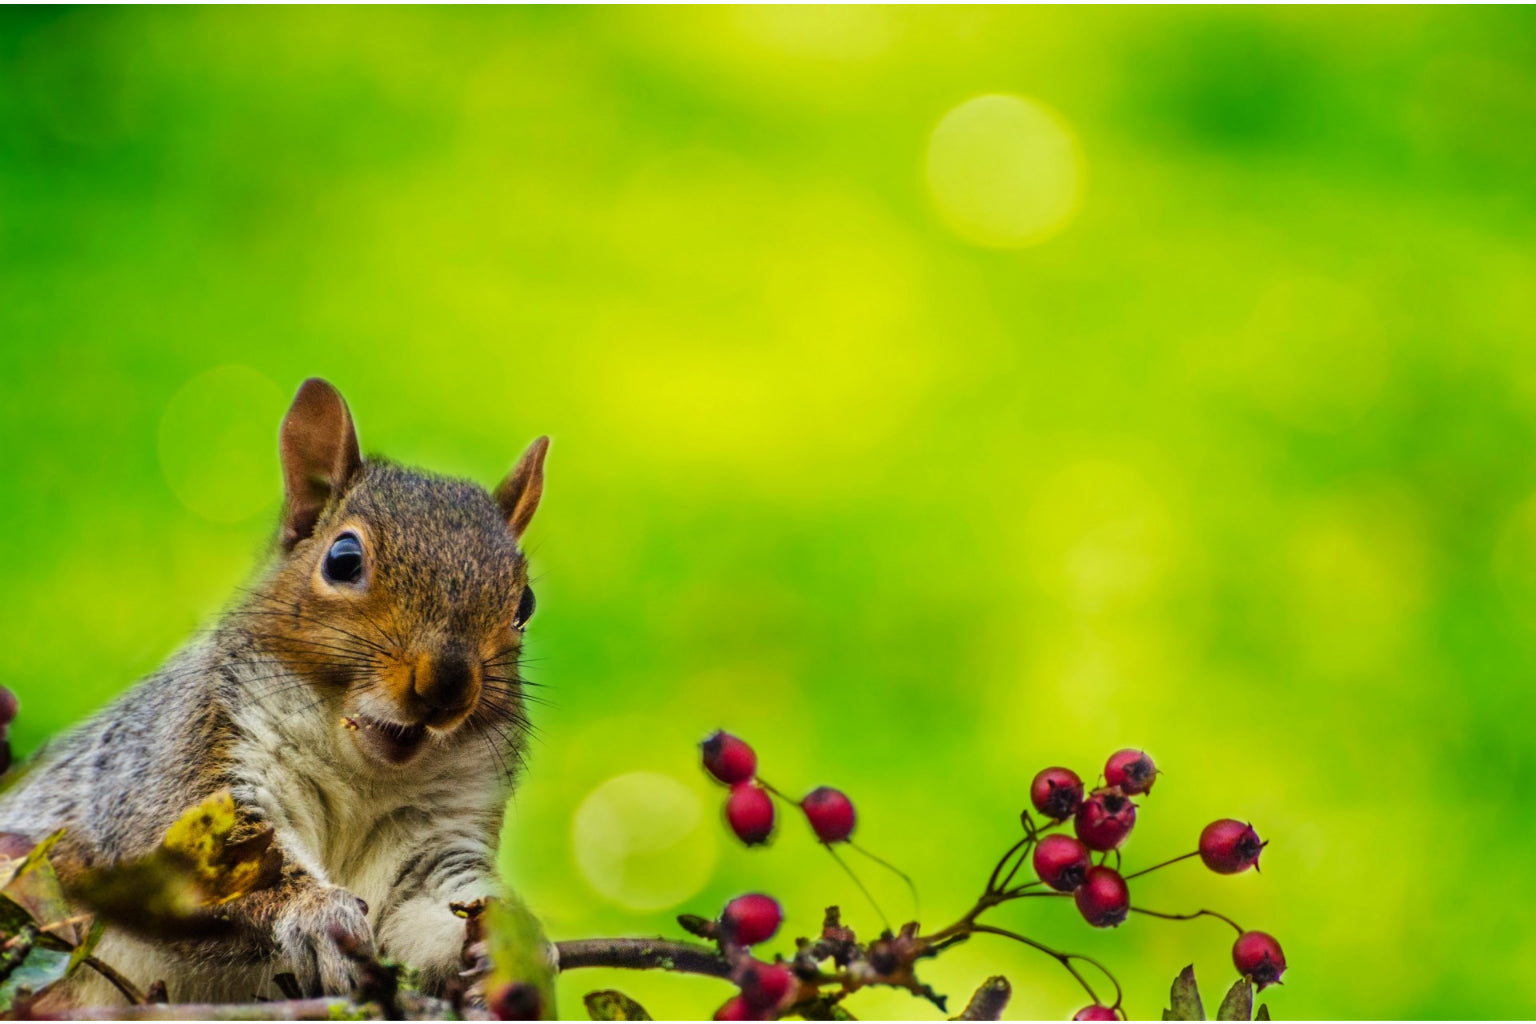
[[1199, 819, 1266, 874], [1074, 788, 1137, 851], [1103, 749, 1157, 795], [726, 783, 775, 846], [1030, 766, 1085, 820], [1074, 865, 1130, 927], [1033, 834, 1092, 892], [702, 731, 757, 785], [721, 893, 783, 946], [1233, 930, 1286, 990], [800, 786, 856, 844]]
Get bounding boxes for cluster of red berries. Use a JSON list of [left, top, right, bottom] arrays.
[[702, 731, 857, 847], [1028, 750, 1286, 993], [711, 893, 796, 1021]]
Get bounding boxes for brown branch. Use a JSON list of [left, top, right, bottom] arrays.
[[555, 936, 733, 979], [82, 954, 148, 1006], [952, 975, 1012, 1021]]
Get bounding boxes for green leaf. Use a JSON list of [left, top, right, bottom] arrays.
[[0, 940, 72, 1011], [584, 989, 653, 1020], [1218, 978, 1254, 1021], [1167, 964, 1206, 1021], [66, 917, 106, 976], [1254, 1005, 1271, 1021]]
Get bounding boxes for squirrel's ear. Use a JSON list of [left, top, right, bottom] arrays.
[[279, 378, 363, 550], [494, 436, 549, 541]]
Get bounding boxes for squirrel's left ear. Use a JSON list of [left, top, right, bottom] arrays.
[[279, 378, 363, 550], [495, 436, 549, 541]]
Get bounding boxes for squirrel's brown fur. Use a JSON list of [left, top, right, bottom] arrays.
[[0, 379, 547, 1004]]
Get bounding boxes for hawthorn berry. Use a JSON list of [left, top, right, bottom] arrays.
[[737, 959, 795, 1012], [1074, 788, 1137, 851], [1074, 865, 1130, 928], [1232, 930, 1287, 990], [0, 687, 16, 729], [800, 786, 856, 844], [487, 981, 543, 1021], [1033, 834, 1091, 892], [1030, 766, 1084, 820], [726, 782, 775, 846], [721, 893, 783, 946], [1199, 819, 1266, 875], [1104, 748, 1157, 795], [1073, 1006, 1120, 1021], [702, 731, 757, 785], [714, 995, 756, 1021]]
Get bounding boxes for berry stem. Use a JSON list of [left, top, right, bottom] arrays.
[[1128, 906, 1245, 937], [969, 924, 1122, 1009], [849, 840, 921, 918], [1121, 850, 1200, 881], [985, 835, 1034, 896], [824, 841, 892, 933]]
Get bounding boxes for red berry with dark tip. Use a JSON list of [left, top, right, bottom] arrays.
[[1032, 834, 1091, 892], [1073, 1006, 1120, 1021], [1200, 819, 1266, 874], [1074, 865, 1130, 927], [702, 731, 757, 785], [721, 893, 782, 946], [726, 783, 775, 845], [1104, 748, 1157, 795], [1030, 766, 1084, 820], [800, 786, 856, 844], [0, 687, 16, 729], [1233, 931, 1286, 989], [488, 982, 543, 1021], [1074, 788, 1137, 851], [737, 959, 794, 1012]]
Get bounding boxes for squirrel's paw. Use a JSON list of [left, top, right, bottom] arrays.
[[275, 886, 374, 997]]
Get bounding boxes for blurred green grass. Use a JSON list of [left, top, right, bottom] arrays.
[[3, 7, 1535, 1018]]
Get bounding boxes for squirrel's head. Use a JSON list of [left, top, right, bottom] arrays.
[[246, 378, 547, 773]]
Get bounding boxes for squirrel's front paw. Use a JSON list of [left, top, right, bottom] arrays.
[[275, 886, 374, 997]]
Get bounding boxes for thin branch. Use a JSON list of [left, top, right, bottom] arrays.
[[82, 955, 148, 1006], [555, 937, 733, 979]]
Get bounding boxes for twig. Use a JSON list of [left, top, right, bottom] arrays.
[[555, 937, 733, 979], [82, 955, 148, 1006]]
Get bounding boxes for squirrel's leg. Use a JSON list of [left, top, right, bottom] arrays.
[[222, 860, 375, 997], [372, 841, 500, 994]]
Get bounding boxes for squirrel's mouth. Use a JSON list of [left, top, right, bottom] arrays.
[[341, 715, 429, 766]]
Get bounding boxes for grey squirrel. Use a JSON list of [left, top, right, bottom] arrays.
[[0, 378, 548, 1004]]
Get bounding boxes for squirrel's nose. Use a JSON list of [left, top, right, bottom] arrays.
[[413, 649, 477, 712]]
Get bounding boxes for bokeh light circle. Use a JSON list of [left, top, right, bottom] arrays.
[[572, 771, 717, 911], [157, 366, 286, 524], [925, 93, 1083, 248]]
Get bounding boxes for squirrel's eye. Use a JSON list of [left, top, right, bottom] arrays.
[[514, 585, 536, 629], [323, 533, 365, 585]]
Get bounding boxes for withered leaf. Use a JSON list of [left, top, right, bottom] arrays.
[[1168, 964, 1206, 1021], [1217, 978, 1254, 1021], [584, 989, 653, 1020]]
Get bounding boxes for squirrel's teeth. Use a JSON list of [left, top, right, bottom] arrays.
[[340, 716, 361, 731]]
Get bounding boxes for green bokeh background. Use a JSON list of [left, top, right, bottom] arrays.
[[3, 7, 1534, 1019]]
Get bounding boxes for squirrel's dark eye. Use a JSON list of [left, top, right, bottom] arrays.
[[322, 533, 365, 585], [514, 585, 536, 629]]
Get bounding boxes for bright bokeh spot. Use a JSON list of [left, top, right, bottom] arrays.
[[157, 366, 285, 524], [572, 772, 717, 911], [925, 93, 1083, 248]]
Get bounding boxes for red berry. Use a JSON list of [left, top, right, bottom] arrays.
[[1200, 819, 1266, 874], [800, 786, 856, 844], [737, 959, 794, 1012], [702, 731, 757, 785], [726, 783, 775, 845], [1030, 766, 1084, 820], [1104, 749, 1157, 795], [714, 995, 756, 1021], [1232, 931, 1286, 990], [1074, 866, 1130, 927], [1073, 1006, 1120, 1021], [1032, 834, 1091, 892], [488, 981, 543, 1020], [1073, 788, 1137, 851], [0, 687, 16, 729], [721, 893, 783, 946]]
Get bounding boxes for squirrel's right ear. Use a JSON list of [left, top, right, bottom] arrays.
[[279, 378, 363, 550], [494, 436, 549, 541]]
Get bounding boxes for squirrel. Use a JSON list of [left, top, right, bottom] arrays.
[[0, 378, 549, 1005]]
